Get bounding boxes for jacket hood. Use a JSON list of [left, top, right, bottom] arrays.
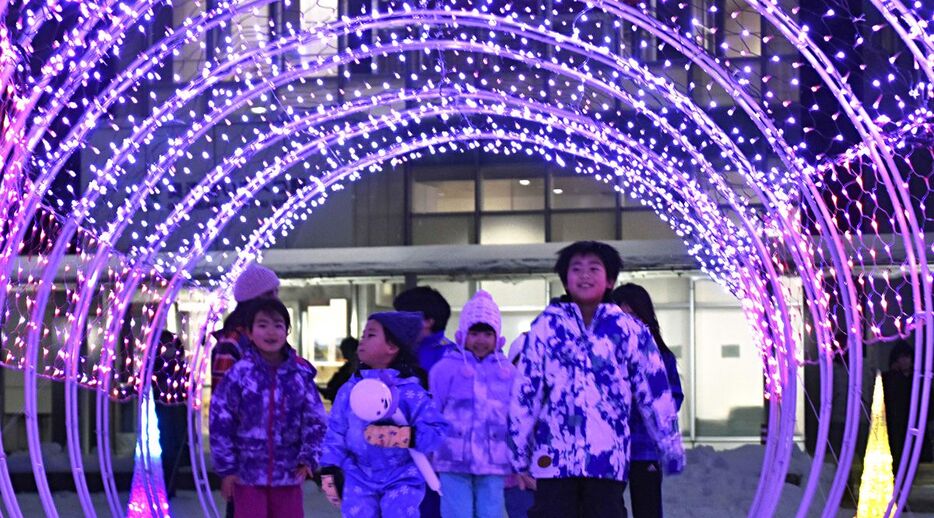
[[441, 344, 508, 364], [543, 299, 622, 319], [549, 292, 615, 305]]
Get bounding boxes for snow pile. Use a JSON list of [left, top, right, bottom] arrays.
[[661, 444, 931, 518]]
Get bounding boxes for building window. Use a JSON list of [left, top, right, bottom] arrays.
[[480, 214, 545, 244], [722, 0, 762, 58], [173, 0, 207, 82], [412, 166, 476, 214], [550, 174, 618, 210], [621, 209, 679, 240], [551, 211, 617, 242], [481, 164, 545, 212], [412, 214, 475, 245], [296, 0, 339, 72]]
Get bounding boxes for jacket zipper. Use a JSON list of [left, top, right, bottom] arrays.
[[267, 366, 277, 485]]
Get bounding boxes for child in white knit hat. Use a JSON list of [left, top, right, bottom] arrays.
[[429, 290, 516, 518], [210, 263, 282, 388]]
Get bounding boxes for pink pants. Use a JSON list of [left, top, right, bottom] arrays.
[[233, 484, 303, 518]]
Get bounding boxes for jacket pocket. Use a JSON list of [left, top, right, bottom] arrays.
[[488, 425, 510, 469], [442, 432, 467, 462]]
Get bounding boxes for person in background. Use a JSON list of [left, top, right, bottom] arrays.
[[611, 283, 684, 518], [430, 290, 516, 518], [509, 241, 684, 518], [883, 339, 933, 469], [394, 286, 456, 373], [322, 337, 359, 402], [153, 330, 190, 499], [394, 286, 457, 518], [209, 298, 327, 518], [503, 332, 535, 518]]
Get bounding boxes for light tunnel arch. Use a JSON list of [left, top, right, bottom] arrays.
[[0, 1, 930, 517], [14, 22, 816, 512], [0, 10, 880, 518], [48, 99, 794, 517], [108, 117, 793, 518]]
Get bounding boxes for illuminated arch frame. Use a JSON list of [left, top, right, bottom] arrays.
[[0, 1, 929, 517]]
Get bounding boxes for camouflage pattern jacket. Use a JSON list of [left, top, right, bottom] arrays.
[[429, 347, 516, 475], [209, 344, 327, 486], [508, 301, 684, 482], [210, 329, 249, 389]]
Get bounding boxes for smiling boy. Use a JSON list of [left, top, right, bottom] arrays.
[[508, 241, 684, 518]]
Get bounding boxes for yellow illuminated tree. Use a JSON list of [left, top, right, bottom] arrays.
[[856, 372, 897, 517]]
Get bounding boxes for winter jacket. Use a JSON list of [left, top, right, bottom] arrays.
[[417, 331, 457, 373], [429, 347, 516, 475], [209, 344, 327, 486], [210, 329, 250, 388], [629, 350, 684, 462], [320, 369, 449, 486], [508, 301, 684, 482]]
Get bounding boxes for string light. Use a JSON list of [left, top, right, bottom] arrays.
[[0, 0, 930, 517]]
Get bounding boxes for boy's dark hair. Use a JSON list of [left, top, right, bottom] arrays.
[[554, 241, 623, 287], [339, 337, 359, 360], [468, 322, 496, 334], [245, 298, 291, 331], [611, 283, 672, 357], [393, 286, 451, 333], [221, 302, 251, 333]]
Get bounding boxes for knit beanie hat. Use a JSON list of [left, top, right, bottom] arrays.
[[233, 263, 281, 303], [369, 311, 424, 352], [458, 290, 502, 340]]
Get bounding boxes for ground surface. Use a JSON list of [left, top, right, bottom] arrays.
[[10, 444, 934, 516]]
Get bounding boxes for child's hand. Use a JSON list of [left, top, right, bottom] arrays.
[[516, 473, 537, 491], [321, 474, 342, 507], [663, 453, 685, 475], [661, 441, 686, 475], [295, 465, 315, 481], [220, 475, 240, 501], [364, 424, 412, 448]]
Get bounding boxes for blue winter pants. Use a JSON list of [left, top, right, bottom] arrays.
[[439, 472, 505, 518], [341, 475, 426, 518]]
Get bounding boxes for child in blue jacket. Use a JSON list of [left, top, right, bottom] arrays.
[[209, 298, 327, 518], [612, 283, 685, 518], [319, 311, 449, 518]]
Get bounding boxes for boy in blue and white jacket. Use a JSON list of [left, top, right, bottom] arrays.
[[430, 290, 516, 518], [509, 241, 685, 518]]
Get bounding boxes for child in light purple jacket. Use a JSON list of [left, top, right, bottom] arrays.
[[430, 290, 516, 518]]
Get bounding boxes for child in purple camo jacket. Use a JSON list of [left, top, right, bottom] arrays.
[[429, 290, 516, 518], [209, 298, 327, 518]]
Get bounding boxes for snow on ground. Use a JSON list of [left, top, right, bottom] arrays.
[[9, 444, 934, 516], [657, 444, 934, 517]]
